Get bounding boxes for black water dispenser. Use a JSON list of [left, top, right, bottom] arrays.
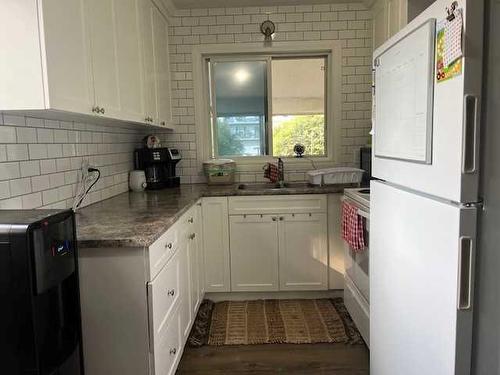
[[0, 209, 83, 375]]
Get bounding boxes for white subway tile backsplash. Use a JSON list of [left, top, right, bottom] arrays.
[[22, 192, 42, 209], [17, 127, 37, 143], [20, 160, 41, 177], [9, 177, 32, 197], [29, 144, 48, 159], [37, 128, 54, 143], [0, 126, 17, 143], [0, 181, 10, 199], [163, 2, 372, 183], [1, 115, 143, 209], [7, 144, 29, 161]]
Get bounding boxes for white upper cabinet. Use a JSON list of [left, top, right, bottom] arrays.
[[371, 0, 408, 50], [1, 0, 94, 112], [41, 0, 95, 113], [86, 0, 121, 118], [0, 0, 172, 128], [151, 6, 173, 127], [86, 0, 145, 121], [139, 0, 158, 125]]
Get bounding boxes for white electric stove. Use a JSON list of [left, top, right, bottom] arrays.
[[342, 187, 370, 347]]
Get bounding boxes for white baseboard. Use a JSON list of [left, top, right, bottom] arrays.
[[205, 290, 343, 302]]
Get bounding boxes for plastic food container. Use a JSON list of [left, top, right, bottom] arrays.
[[203, 159, 236, 185], [307, 167, 364, 186]]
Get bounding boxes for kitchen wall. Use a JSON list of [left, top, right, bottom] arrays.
[[161, 2, 373, 183], [0, 114, 143, 209]]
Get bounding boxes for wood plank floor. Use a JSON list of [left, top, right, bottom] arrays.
[[177, 343, 370, 375]]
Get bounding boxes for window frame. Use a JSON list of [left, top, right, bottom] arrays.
[[208, 54, 329, 159], [193, 41, 342, 170]]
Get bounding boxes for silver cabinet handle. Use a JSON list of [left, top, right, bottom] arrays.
[[169, 348, 177, 355], [189, 233, 196, 240], [188, 217, 194, 223], [279, 216, 284, 221], [92, 106, 100, 113], [165, 242, 173, 249], [167, 289, 175, 297], [100, 107, 105, 114], [271, 217, 277, 221], [161, 121, 166, 126]]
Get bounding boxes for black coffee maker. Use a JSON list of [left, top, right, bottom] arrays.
[[134, 147, 181, 189]]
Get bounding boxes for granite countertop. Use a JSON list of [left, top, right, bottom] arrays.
[[76, 182, 351, 249]]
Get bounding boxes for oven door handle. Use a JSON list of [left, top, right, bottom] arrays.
[[357, 209, 370, 219], [341, 196, 370, 220]]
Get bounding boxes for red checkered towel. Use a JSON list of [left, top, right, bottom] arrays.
[[342, 201, 366, 251], [264, 163, 279, 183]]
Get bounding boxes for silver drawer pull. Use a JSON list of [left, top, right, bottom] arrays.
[[165, 242, 173, 249], [189, 233, 196, 240], [169, 348, 177, 355], [272, 217, 277, 222], [188, 217, 194, 223], [167, 289, 175, 297]]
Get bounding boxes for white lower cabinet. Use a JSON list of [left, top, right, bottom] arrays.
[[201, 197, 231, 292], [79, 203, 204, 375], [278, 213, 328, 290], [150, 303, 181, 375], [178, 241, 192, 342], [230, 215, 279, 291], [227, 195, 329, 292]]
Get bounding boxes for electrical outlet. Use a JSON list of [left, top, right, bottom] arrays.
[[80, 160, 90, 181]]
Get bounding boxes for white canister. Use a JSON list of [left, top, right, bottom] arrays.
[[129, 170, 147, 192]]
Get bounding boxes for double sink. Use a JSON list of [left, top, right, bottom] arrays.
[[237, 182, 312, 192]]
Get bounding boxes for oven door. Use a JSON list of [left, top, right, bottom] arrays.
[[342, 197, 370, 303]]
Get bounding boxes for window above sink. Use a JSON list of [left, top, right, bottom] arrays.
[[192, 41, 343, 170]]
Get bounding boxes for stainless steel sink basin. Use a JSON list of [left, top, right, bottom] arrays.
[[237, 182, 311, 191]]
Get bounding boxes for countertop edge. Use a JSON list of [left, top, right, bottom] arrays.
[[77, 184, 351, 249]]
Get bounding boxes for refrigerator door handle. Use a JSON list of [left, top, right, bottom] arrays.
[[462, 95, 479, 174], [457, 236, 473, 310]]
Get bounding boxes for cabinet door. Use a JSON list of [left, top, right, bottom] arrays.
[[372, 0, 389, 50], [187, 230, 200, 316], [151, 6, 172, 127], [201, 198, 230, 292], [41, 0, 94, 113], [328, 194, 345, 289], [229, 215, 279, 292], [150, 304, 181, 375], [86, 0, 120, 117], [388, 0, 407, 38], [139, 0, 157, 124], [178, 242, 192, 341], [278, 213, 328, 291], [195, 203, 205, 298], [114, 0, 144, 122]]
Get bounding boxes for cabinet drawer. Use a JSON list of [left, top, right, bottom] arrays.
[[228, 195, 327, 215], [148, 224, 178, 280], [150, 303, 181, 375], [147, 249, 180, 340]]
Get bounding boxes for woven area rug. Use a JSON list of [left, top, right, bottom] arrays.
[[187, 298, 363, 347]]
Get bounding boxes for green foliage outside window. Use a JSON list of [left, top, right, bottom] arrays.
[[217, 119, 244, 156], [273, 115, 325, 157]]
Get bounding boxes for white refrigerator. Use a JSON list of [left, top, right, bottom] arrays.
[[370, 0, 484, 374]]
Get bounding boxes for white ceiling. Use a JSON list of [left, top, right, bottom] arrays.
[[171, 0, 365, 9]]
